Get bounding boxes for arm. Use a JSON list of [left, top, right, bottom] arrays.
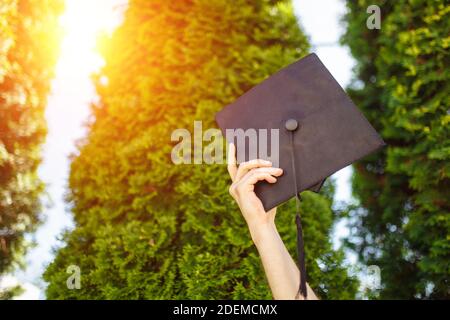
[[251, 221, 318, 300], [227, 143, 318, 300]]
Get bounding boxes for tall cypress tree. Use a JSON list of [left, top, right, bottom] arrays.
[[44, 0, 357, 299], [0, 0, 63, 278], [342, 0, 449, 299]]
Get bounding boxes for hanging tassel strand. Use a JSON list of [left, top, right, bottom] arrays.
[[288, 126, 308, 300]]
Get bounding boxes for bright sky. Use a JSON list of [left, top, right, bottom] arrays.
[[8, 0, 127, 299], [6, 0, 358, 299]]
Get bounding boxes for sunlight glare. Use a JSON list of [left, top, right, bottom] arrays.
[[57, 0, 125, 76]]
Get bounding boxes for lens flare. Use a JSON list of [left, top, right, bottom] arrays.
[[56, 0, 126, 76]]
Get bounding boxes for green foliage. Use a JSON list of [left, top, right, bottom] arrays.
[[341, 0, 449, 299], [0, 284, 23, 300], [44, 0, 357, 299], [0, 0, 63, 274]]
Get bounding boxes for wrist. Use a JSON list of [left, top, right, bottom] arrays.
[[248, 221, 278, 247]]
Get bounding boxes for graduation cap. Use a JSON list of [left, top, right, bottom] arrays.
[[215, 53, 385, 299]]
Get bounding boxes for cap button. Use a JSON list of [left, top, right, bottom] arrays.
[[285, 118, 298, 131]]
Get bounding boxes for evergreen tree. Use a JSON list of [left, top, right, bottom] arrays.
[[44, 0, 357, 299], [341, 0, 449, 298], [0, 0, 63, 277]]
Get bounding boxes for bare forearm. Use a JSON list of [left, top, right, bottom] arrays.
[[226, 147, 317, 300], [250, 223, 318, 300]]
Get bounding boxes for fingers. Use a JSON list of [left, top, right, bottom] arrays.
[[242, 167, 283, 186], [267, 207, 277, 220], [227, 142, 280, 186], [235, 159, 273, 182], [227, 143, 237, 181], [229, 167, 283, 198]]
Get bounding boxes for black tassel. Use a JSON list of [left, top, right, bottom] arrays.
[[295, 211, 307, 299], [288, 126, 308, 299]]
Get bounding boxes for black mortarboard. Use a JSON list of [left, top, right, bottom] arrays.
[[215, 53, 385, 299]]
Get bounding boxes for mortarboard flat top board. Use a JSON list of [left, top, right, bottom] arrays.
[[216, 53, 385, 211]]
